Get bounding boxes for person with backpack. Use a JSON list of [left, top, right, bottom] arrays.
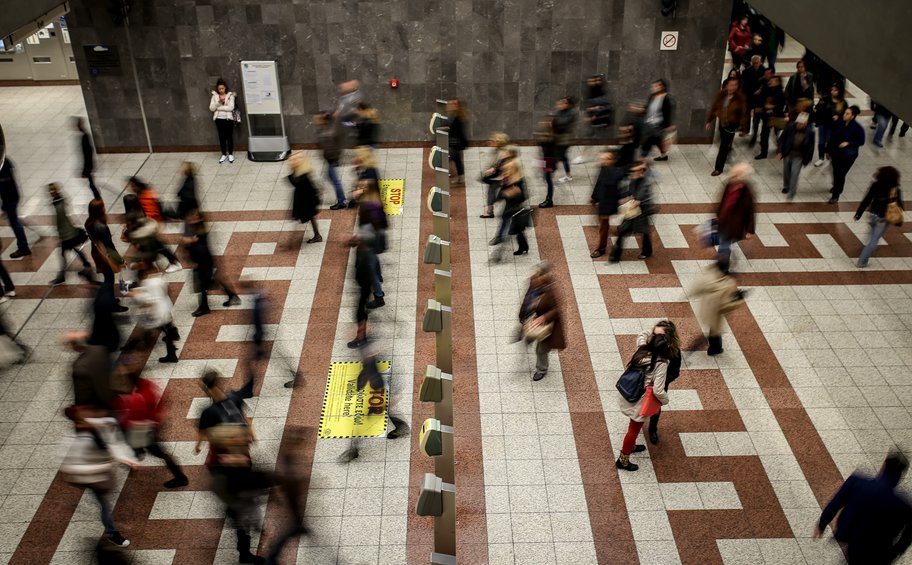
[[614, 331, 673, 471], [855, 166, 904, 268], [48, 183, 95, 286], [195, 369, 268, 565], [645, 320, 681, 445]]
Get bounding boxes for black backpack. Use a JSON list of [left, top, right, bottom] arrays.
[[616, 365, 646, 403]]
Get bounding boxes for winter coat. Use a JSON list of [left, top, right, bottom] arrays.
[[827, 119, 865, 159], [288, 172, 320, 223], [728, 22, 752, 55], [785, 72, 815, 107], [717, 181, 756, 241], [778, 123, 816, 165], [60, 417, 136, 486], [134, 275, 173, 329], [707, 90, 749, 133], [856, 181, 904, 219], [519, 281, 566, 350], [209, 91, 236, 121], [591, 166, 624, 216], [617, 332, 669, 423], [690, 263, 742, 336]]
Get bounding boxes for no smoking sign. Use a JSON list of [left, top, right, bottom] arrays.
[[660, 31, 678, 51]]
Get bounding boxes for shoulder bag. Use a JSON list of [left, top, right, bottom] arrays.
[[885, 187, 904, 227], [616, 364, 646, 403]]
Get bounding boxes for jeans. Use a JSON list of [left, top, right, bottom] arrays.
[[783, 155, 803, 199], [717, 233, 734, 264], [714, 127, 736, 173], [369, 254, 383, 298], [535, 340, 550, 374], [89, 485, 116, 535], [873, 114, 889, 146], [857, 214, 888, 267], [215, 118, 234, 155], [817, 124, 830, 160], [831, 154, 857, 199], [327, 161, 345, 204], [3, 205, 29, 252]]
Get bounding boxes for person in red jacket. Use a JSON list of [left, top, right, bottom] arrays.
[[728, 15, 753, 70], [128, 176, 163, 222], [115, 347, 188, 488], [716, 163, 756, 266]]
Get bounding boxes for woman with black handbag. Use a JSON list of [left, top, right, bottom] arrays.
[[491, 158, 529, 255], [615, 332, 672, 471]]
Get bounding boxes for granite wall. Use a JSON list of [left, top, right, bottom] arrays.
[[65, 0, 732, 151]]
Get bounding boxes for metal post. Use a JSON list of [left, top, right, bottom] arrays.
[[432, 211, 451, 243], [434, 483, 457, 558], [435, 372, 454, 428], [435, 166, 450, 192], [435, 305, 453, 375], [434, 425, 455, 484]]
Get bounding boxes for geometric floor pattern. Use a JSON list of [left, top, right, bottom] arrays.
[[0, 85, 911, 564]]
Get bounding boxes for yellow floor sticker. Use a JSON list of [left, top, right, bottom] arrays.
[[319, 361, 390, 439], [379, 179, 405, 216]]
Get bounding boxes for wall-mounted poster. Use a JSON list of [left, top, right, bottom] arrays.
[[241, 61, 281, 115]]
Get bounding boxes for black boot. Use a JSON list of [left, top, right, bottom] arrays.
[[159, 341, 179, 363], [707, 335, 724, 356], [192, 292, 211, 317], [615, 452, 639, 472]]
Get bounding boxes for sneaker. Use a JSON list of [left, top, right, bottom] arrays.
[[218, 155, 227, 164], [557, 176, 572, 183], [164, 476, 189, 489], [814, 159, 825, 167], [228, 155, 235, 163], [367, 296, 385, 309], [5, 291, 14, 297], [106, 532, 130, 547], [223, 295, 241, 307], [49, 275, 65, 286], [9, 249, 30, 259], [164, 262, 183, 273], [572, 156, 586, 165], [0, 297, 9, 305], [329, 201, 346, 210]]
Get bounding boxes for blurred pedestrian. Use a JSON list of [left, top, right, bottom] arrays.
[[348, 234, 375, 349], [60, 405, 137, 548], [334, 80, 363, 146], [590, 152, 624, 258], [314, 112, 346, 210], [689, 258, 745, 355], [855, 166, 904, 268], [286, 151, 323, 244], [479, 133, 511, 218], [777, 112, 816, 199], [265, 427, 310, 564], [115, 347, 189, 488], [48, 183, 95, 286], [0, 158, 31, 259], [131, 262, 180, 363], [354, 179, 388, 309], [183, 209, 240, 316], [575, 75, 613, 164], [535, 119, 558, 208], [641, 79, 674, 161], [195, 370, 268, 565], [86, 198, 124, 289], [715, 163, 756, 265], [827, 105, 865, 204], [490, 158, 529, 256], [446, 98, 469, 186], [63, 331, 115, 410], [644, 320, 681, 445], [0, 259, 14, 304], [349, 146, 380, 208], [355, 103, 380, 149], [74, 116, 101, 199], [610, 160, 655, 262], [871, 101, 895, 148], [519, 261, 565, 381], [209, 79, 237, 164], [615, 331, 672, 471], [124, 180, 182, 273], [170, 161, 200, 221], [706, 78, 749, 176], [814, 451, 911, 564], [552, 96, 576, 183]]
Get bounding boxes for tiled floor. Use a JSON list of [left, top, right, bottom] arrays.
[[0, 76, 911, 565]]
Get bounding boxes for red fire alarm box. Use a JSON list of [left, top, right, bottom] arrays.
[[389, 79, 399, 89]]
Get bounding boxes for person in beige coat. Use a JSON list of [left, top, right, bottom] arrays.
[[690, 259, 745, 355], [616, 331, 672, 471]]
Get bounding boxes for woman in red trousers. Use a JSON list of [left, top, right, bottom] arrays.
[[616, 331, 674, 471]]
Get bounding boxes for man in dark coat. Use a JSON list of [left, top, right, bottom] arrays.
[[590, 152, 624, 258], [0, 158, 31, 258], [815, 452, 911, 565], [827, 105, 865, 203], [74, 117, 101, 200]]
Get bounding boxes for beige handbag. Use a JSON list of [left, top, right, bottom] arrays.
[[618, 199, 642, 220], [522, 317, 553, 343]]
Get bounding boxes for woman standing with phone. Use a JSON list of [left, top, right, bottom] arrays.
[[209, 79, 237, 164]]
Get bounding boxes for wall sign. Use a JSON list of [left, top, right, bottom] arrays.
[[84, 45, 122, 76], [660, 31, 678, 51]]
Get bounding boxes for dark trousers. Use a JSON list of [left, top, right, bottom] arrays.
[[595, 216, 611, 253], [157, 238, 179, 265], [889, 116, 909, 136], [758, 122, 781, 156], [215, 119, 234, 155], [4, 206, 29, 253], [146, 440, 185, 480], [830, 154, 858, 199], [544, 171, 554, 200], [611, 224, 652, 260], [515, 231, 528, 253], [86, 173, 101, 200], [88, 484, 117, 535], [357, 284, 371, 323], [0, 260, 13, 296], [60, 238, 92, 275], [450, 149, 464, 176], [714, 127, 736, 173]]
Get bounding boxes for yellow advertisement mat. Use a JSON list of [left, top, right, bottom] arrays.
[[318, 361, 390, 439], [379, 179, 405, 216]]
